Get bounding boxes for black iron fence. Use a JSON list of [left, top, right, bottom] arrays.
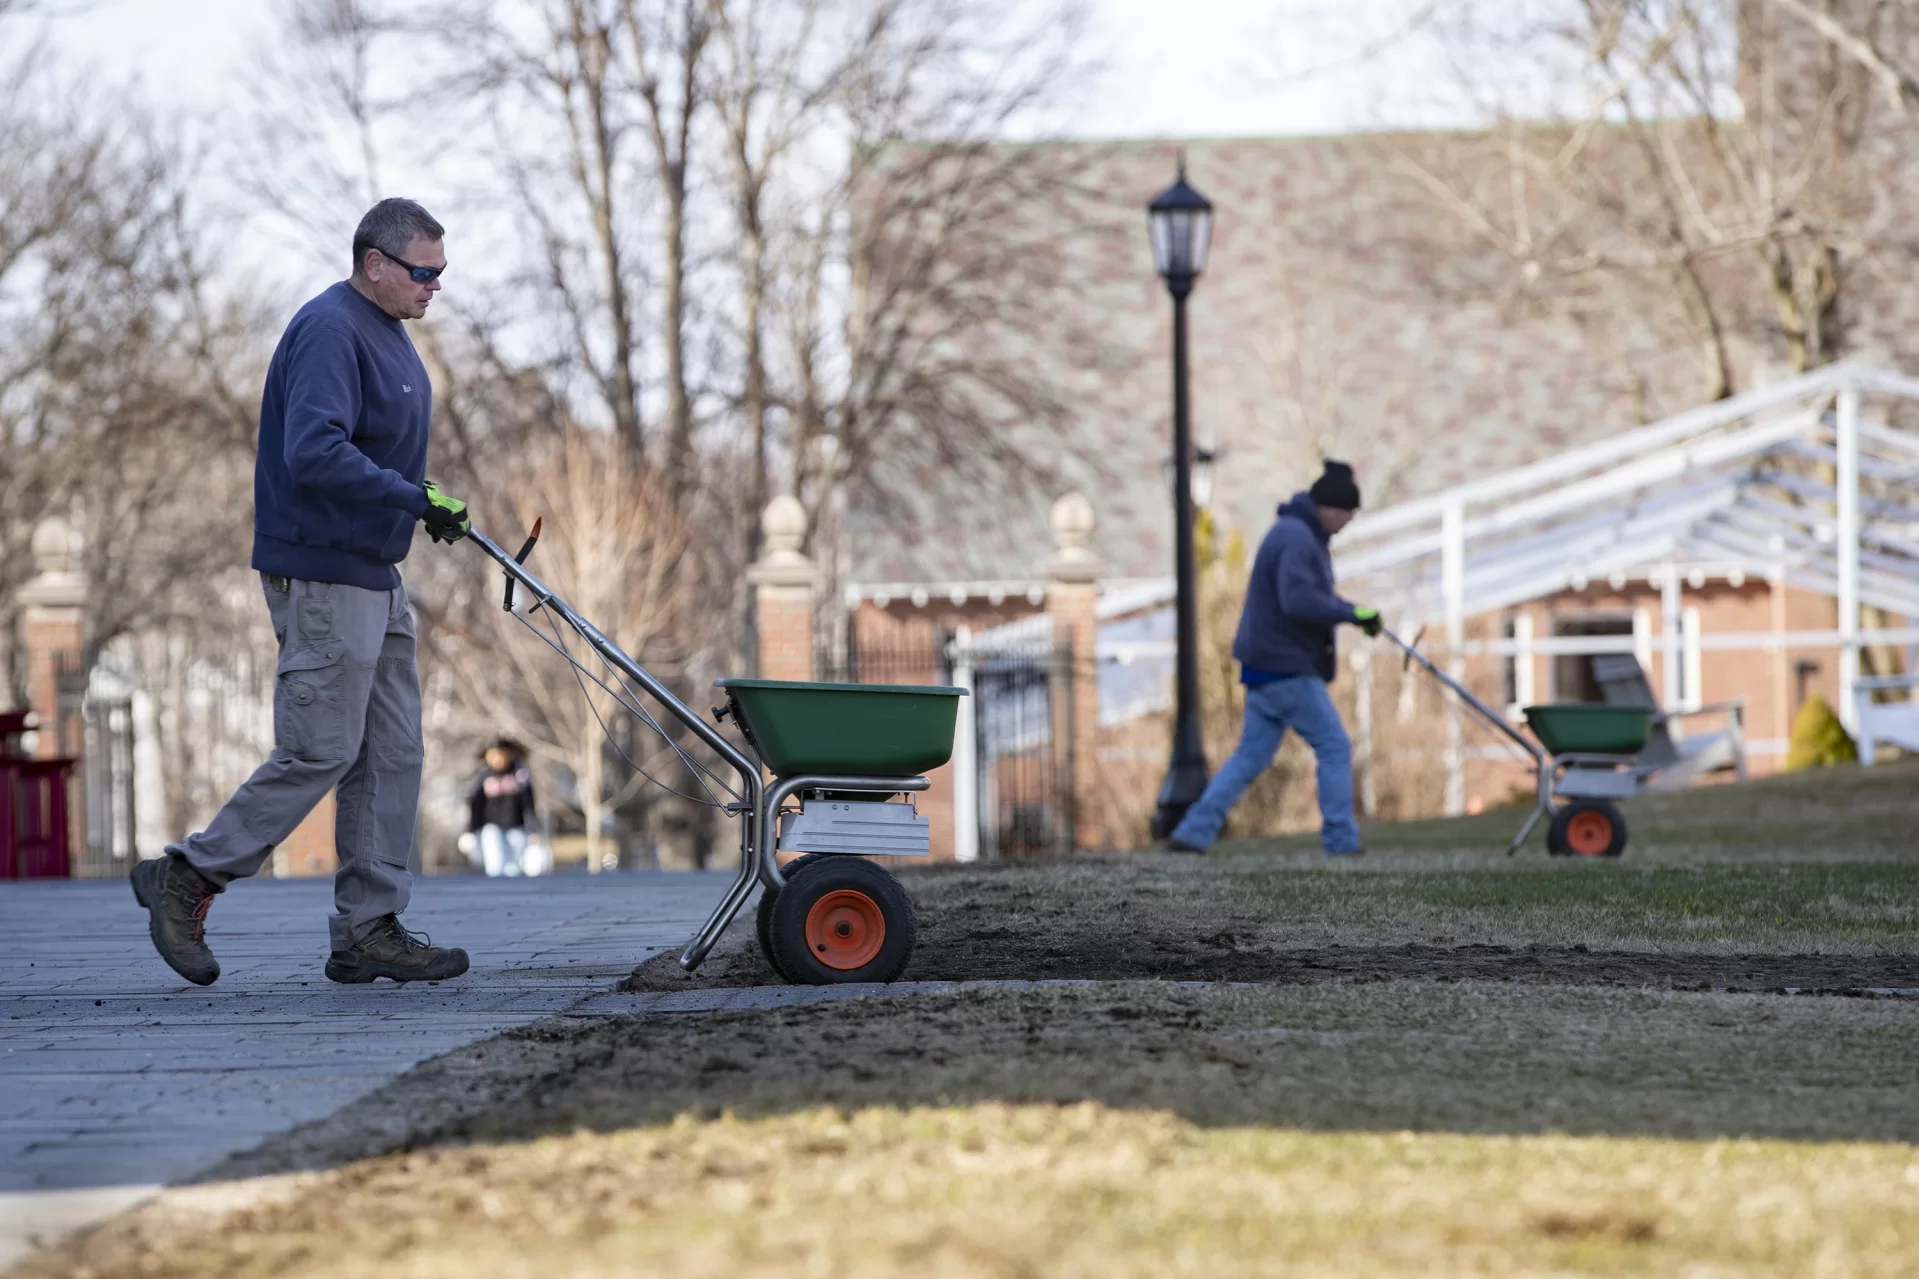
[[970, 643, 1075, 859]]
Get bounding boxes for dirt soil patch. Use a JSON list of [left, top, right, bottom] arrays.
[[196, 980, 1919, 1183], [628, 856, 1919, 992], [22, 982, 1919, 1279]]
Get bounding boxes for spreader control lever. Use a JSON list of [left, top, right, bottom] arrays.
[[501, 517, 543, 613]]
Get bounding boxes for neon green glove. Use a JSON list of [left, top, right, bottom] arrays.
[[1353, 605, 1383, 638], [421, 480, 470, 544]]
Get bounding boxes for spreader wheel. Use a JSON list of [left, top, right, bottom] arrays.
[[1548, 799, 1627, 858], [756, 852, 830, 981], [766, 855, 915, 985]]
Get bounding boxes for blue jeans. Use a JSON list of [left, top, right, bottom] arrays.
[[1169, 677, 1359, 853]]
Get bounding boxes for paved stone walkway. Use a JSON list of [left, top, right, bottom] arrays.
[[0, 870, 726, 1266]]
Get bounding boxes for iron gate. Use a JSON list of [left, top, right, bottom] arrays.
[[969, 643, 1075, 859], [818, 630, 1076, 859], [56, 657, 139, 878]]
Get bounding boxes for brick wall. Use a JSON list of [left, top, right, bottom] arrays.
[[22, 613, 80, 763], [756, 588, 814, 683]]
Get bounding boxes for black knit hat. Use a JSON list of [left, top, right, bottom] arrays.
[[1309, 459, 1361, 510]]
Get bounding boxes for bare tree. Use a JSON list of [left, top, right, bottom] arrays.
[[0, 14, 260, 702], [230, 0, 409, 275], [768, 1, 1094, 548], [1767, 0, 1919, 114], [622, 0, 711, 476], [222, 0, 1094, 862], [418, 428, 704, 868], [1397, 1, 1919, 404]]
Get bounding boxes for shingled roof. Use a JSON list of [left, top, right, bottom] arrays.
[[840, 131, 1919, 588]]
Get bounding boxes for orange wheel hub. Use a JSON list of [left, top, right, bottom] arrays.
[[804, 889, 886, 970], [1566, 809, 1614, 856]]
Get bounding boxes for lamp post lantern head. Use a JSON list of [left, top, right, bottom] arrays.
[[1163, 443, 1220, 509], [1147, 157, 1214, 293]]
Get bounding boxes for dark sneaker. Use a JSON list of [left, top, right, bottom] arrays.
[[1324, 847, 1365, 857], [1160, 838, 1207, 854], [325, 916, 470, 984], [130, 855, 220, 986]]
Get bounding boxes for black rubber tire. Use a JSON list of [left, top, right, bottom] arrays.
[[766, 856, 916, 985], [756, 852, 830, 981], [1548, 799, 1628, 858]]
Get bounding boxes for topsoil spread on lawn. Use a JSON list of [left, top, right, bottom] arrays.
[[629, 856, 1919, 994]]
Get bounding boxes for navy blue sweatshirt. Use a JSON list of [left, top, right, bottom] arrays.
[[251, 282, 431, 590], [1232, 492, 1360, 683]]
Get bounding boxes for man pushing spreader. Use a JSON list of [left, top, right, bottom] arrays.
[[1165, 459, 1381, 856], [133, 198, 474, 986]]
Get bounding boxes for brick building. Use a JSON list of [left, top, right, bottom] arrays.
[[817, 126, 1919, 851], [815, 363, 1919, 855]]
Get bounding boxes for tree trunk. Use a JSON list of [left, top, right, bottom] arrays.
[[663, 173, 692, 475], [570, 6, 644, 453], [581, 721, 604, 873], [738, 199, 768, 673]]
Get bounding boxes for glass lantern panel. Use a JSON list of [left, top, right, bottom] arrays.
[[1149, 208, 1211, 279], [1187, 209, 1213, 275]]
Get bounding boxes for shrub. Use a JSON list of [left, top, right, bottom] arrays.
[[1785, 695, 1857, 771]]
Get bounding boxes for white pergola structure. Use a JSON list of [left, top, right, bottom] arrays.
[[1334, 362, 1919, 811]]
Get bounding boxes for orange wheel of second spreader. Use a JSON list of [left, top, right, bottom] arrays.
[[1549, 799, 1628, 858]]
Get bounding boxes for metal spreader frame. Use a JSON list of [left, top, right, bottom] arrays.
[[1378, 627, 1558, 856], [468, 528, 927, 971]]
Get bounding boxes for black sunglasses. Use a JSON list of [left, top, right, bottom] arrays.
[[379, 248, 445, 284]]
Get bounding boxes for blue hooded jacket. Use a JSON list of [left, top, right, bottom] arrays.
[[251, 282, 431, 591], [1232, 491, 1359, 683]]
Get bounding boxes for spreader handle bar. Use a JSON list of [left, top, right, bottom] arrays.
[[467, 528, 765, 800], [1379, 628, 1545, 766], [1378, 627, 1555, 856]]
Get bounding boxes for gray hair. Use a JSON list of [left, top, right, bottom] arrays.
[[350, 198, 445, 276]]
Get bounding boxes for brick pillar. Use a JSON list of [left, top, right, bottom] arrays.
[[749, 496, 815, 682], [18, 518, 85, 760], [1042, 493, 1102, 850]]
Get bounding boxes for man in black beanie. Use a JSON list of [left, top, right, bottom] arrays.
[[1166, 460, 1380, 855]]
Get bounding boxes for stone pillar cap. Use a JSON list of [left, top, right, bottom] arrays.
[[1041, 492, 1102, 585], [749, 495, 816, 589], [20, 515, 85, 610]]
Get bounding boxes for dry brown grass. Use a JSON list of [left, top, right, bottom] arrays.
[[37, 1111, 1919, 1279]]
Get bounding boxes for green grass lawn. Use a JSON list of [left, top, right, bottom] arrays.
[[1213, 860, 1919, 952], [1233, 756, 1919, 860]]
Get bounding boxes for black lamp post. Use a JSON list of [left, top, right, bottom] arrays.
[[1147, 158, 1214, 840]]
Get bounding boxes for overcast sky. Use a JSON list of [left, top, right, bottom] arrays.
[[37, 0, 1465, 138]]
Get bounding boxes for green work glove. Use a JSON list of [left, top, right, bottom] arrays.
[[421, 480, 470, 544], [1353, 605, 1384, 638]]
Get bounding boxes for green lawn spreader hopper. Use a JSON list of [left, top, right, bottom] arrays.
[[1384, 628, 1653, 858], [470, 527, 964, 984]]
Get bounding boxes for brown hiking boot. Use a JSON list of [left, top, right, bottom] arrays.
[[325, 915, 470, 984], [130, 855, 221, 986]]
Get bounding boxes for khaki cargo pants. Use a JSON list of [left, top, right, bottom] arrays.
[[169, 574, 423, 950]]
